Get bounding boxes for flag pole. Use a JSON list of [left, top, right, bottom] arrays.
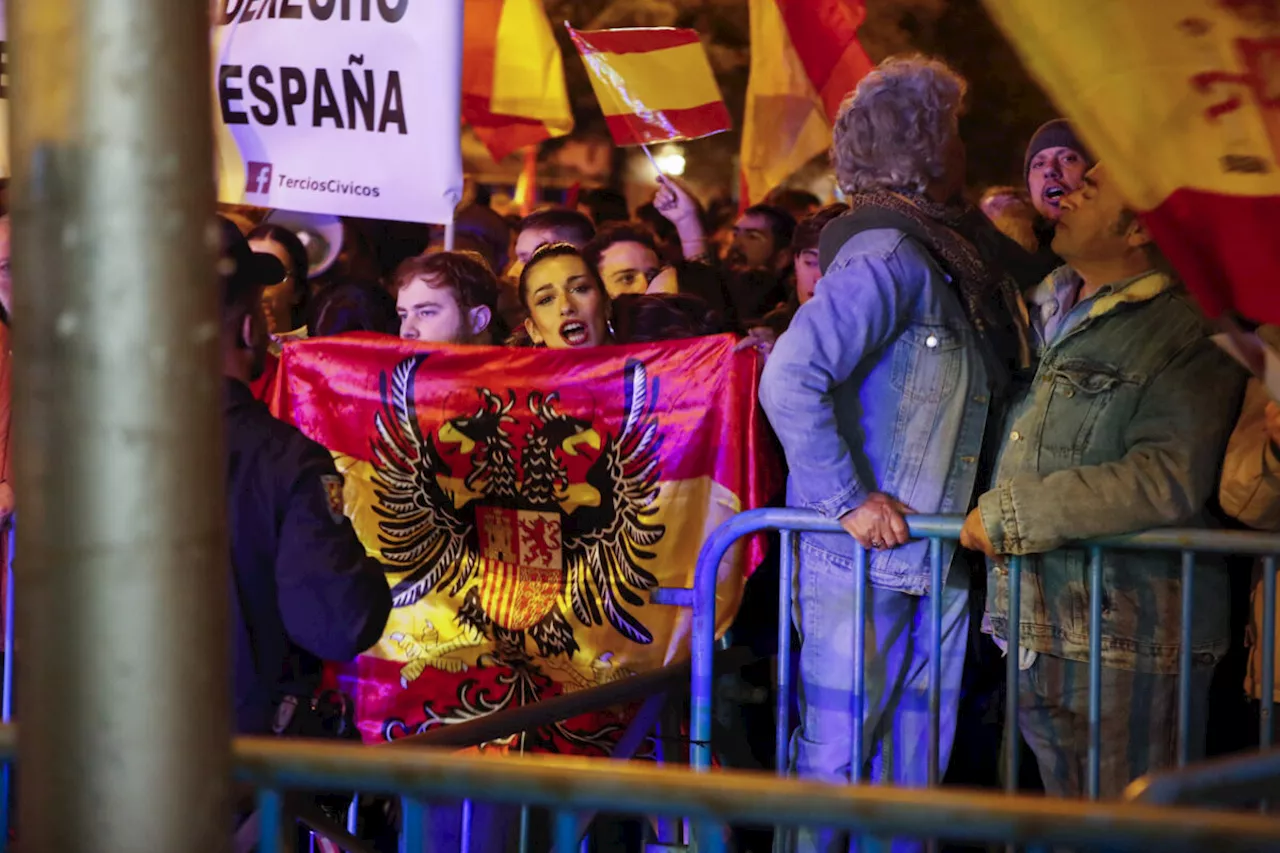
[[443, 0, 464, 252], [641, 143, 664, 178]]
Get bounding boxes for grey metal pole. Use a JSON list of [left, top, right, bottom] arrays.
[[9, 0, 229, 851]]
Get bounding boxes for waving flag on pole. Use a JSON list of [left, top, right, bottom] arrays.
[[740, 0, 873, 205], [567, 26, 732, 147], [463, 0, 574, 163], [982, 0, 1280, 327]]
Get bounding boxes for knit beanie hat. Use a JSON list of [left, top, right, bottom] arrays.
[[1024, 119, 1094, 182]]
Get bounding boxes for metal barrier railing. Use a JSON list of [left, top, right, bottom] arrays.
[[2, 509, 1280, 850], [1126, 746, 1280, 807], [0, 723, 1276, 851], [5, 725, 1264, 852], [688, 508, 1280, 800], [228, 635, 749, 852]]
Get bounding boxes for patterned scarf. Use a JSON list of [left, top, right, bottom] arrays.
[[843, 189, 1033, 376]]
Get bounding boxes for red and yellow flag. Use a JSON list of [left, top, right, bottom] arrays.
[[982, 0, 1280, 326], [270, 334, 779, 751], [567, 27, 732, 147], [740, 0, 873, 205], [463, 0, 574, 163]]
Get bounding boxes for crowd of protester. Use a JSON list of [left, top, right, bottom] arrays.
[[212, 51, 1280, 850], [7, 48, 1280, 853]]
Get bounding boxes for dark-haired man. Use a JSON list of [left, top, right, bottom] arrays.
[[583, 223, 665, 298], [793, 204, 850, 306], [961, 164, 1246, 797], [514, 208, 596, 266], [728, 204, 796, 276], [765, 187, 822, 221], [1024, 119, 1094, 272], [1025, 119, 1092, 225]]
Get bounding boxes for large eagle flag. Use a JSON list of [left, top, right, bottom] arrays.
[[270, 334, 780, 752]]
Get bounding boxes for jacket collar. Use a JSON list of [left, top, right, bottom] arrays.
[[1029, 266, 1175, 337]]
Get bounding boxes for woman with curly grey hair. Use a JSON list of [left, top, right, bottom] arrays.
[[759, 55, 1031, 852]]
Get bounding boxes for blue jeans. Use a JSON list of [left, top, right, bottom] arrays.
[[792, 545, 969, 853]]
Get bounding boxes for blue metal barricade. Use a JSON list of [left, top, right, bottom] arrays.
[[1, 506, 1280, 849], [120, 732, 1280, 851], [0, 722, 1268, 852], [688, 507, 1280, 804], [3, 723, 1276, 852]]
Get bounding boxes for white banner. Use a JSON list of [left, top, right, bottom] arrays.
[[213, 0, 463, 225]]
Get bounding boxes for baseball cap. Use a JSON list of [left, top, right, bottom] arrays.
[[217, 214, 287, 302]]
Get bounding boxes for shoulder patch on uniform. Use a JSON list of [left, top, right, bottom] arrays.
[[320, 474, 346, 524]]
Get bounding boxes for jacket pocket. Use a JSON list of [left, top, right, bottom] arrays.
[[889, 323, 964, 404], [988, 554, 1052, 637], [1038, 358, 1137, 463]]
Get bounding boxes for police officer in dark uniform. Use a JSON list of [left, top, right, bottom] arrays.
[[218, 216, 391, 735]]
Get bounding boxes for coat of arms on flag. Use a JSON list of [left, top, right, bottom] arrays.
[[371, 355, 663, 697], [475, 507, 563, 633]]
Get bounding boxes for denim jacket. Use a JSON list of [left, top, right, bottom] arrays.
[[981, 267, 1247, 673], [759, 228, 992, 594]]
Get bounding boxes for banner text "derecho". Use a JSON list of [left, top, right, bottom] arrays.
[[218, 0, 409, 24], [216, 0, 410, 135]]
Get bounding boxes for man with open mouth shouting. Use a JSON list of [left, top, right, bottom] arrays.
[[1024, 119, 1094, 265]]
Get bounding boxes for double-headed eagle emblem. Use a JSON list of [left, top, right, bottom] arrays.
[[370, 355, 665, 672]]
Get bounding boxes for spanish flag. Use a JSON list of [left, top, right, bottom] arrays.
[[983, 0, 1280, 326], [270, 334, 780, 750], [740, 0, 872, 205], [463, 0, 574, 163], [567, 26, 732, 147]]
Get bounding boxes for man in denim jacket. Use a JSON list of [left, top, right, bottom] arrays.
[[961, 163, 1246, 797], [760, 58, 1030, 847]]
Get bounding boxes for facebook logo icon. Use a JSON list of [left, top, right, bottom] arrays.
[[245, 162, 273, 195]]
